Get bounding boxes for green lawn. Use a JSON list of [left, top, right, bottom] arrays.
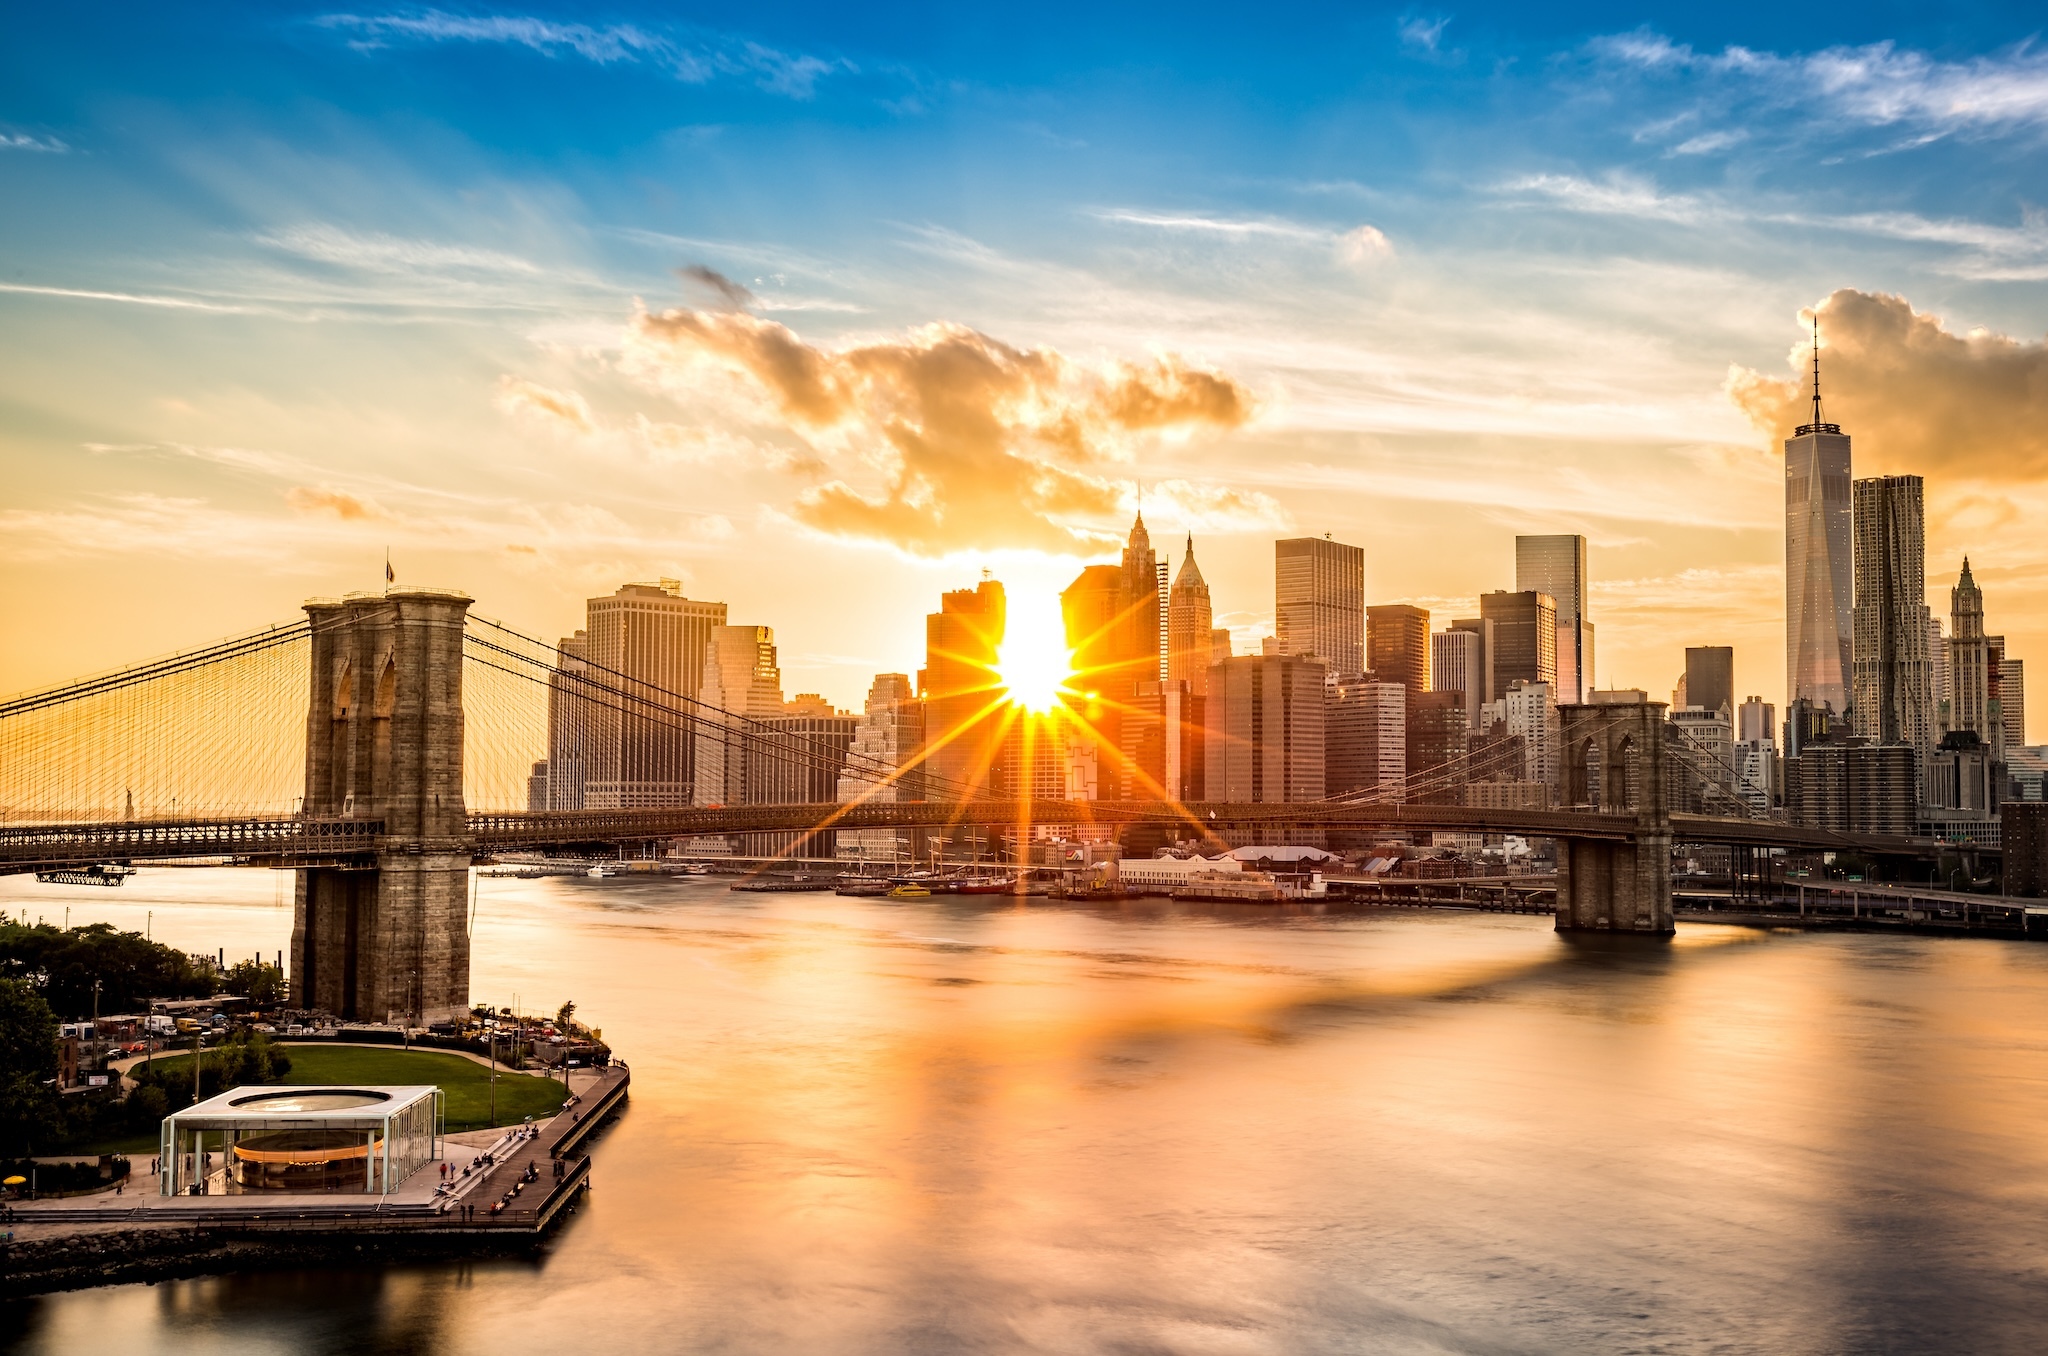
[[141, 1045, 568, 1132]]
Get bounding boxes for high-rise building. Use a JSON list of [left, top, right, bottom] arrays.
[[1684, 647, 1735, 717], [542, 630, 592, 811], [836, 674, 926, 860], [1670, 704, 1739, 814], [747, 714, 859, 805], [1327, 677, 1404, 800], [2002, 657, 2026, 747], [1786, 334, 1853, 719], [1432, 628, 1484, 731], [1929, 615, 1950, 732], [1950, 558, 1993, 750], [581, 581, 727, 809], [692, 624, 785, 807], [1988, 634, 2010, 760], [1204, 654, 1327, 803], [1167, 536, 1216, 698], [1480, 591, 1557, 692], [1737, 697, 1776, 746], [1122, 680, 1203, 802], [1501, 679, 1558, 790], [922, 580, 1006, 801], [1275, 536, 1364, 676], [1516, 534, 1594, 702], [1851, 476, 1936, 778], [1404, 689, 1469, 804], [1210, 627, 1234, 664], [1366, 604, 1429, 692], [1449, 617, 1494, 705], [1064, 516, 1170, 800]]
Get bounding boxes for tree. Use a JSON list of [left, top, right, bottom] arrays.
[[0, 978, 61, 1156], [223, 960, 287, 1007], [0, 921, 218, 1017], [556, 1000, 576, 1029]]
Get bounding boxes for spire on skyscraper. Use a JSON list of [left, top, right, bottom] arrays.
[[1797, 310, 1841, 437], [1173, 533, 1205, 589]]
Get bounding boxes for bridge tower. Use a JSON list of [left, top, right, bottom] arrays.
[[1556, 699, 1674, 934], [291, 589, 474, 1024]]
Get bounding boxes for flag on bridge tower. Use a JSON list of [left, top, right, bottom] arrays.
[[385, 551, 395, 590]]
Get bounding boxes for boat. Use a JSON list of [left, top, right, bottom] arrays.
[[34, 864, 134, 887], [835, 880, 894, 897], [730, 874, 839, 893], [953, 875, 1021, 895], [587, 865, 623, 879], [886, 883, 933, 899]]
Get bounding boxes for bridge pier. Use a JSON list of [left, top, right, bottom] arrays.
[[291, 589, 473, 1024], [1555, 699, 1674, 935]]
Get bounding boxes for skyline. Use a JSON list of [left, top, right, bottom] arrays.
[[7, 4, 2048, 712]]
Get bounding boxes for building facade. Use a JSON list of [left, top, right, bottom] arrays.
[[692, 624, 786, 807], [1167, 536, 1216, 699], [1480, 591, 1557, 692], [1405, 689, 1469, 805], [1516, 534, 1594, 702], [1327, 676, 1405, 801], [1205, 654, 1328, 803], [923, 580, 1007, 801], [1365, 604, 1429, 693], [1432, 627, 1485, 731], [1851, 476, 1936, 784], [1683, 647, 1735, 717], [1785, 374, 1854, 719], [580, 582, 727, 809], [1275, 536, 1364, 676]]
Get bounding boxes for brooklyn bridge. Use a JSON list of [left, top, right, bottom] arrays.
[[0, 587, 1957, 1026]]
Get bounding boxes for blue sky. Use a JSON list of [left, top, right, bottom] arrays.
[[5, 3, 2048, 711]]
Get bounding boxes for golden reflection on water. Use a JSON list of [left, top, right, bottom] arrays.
[[7, 871, 2048, 1354]]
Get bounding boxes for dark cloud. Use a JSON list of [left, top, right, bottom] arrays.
[[677, 264, 758, 313]]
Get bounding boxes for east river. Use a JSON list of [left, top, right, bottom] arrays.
[[6, 867, 2048, 1354]]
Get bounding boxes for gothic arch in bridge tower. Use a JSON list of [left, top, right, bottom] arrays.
[[1554, 700, 1673, 935]]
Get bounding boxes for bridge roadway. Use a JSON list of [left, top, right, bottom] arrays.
[[0, 800, 1955, 872]]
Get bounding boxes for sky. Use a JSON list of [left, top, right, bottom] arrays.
[[5, 2, 2048, 718]]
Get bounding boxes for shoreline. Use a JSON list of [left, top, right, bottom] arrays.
[[0, 1065, 630, 1300]]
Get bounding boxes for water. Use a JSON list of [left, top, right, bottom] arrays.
[[6, 868, 2048, 1354]]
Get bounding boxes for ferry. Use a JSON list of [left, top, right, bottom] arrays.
[[886, 883, 933, 899]]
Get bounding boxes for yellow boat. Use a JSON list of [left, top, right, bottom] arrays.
[[887, 884, 932, 899]]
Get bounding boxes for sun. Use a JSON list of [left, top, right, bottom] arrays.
[[996, 584, 1074, 714]]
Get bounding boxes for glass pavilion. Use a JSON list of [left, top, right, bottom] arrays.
[[160, 1085, 443, 1196]]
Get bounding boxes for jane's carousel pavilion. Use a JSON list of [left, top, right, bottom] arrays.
[[160, 1086, 443, 1196]]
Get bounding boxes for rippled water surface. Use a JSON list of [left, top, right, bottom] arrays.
[[6, 867, 2048, 1354]]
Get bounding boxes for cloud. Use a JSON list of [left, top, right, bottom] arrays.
[[677, 264, 757, 311], [1398, 16, 1450, 55], [1100, 209, 1396, 269], [256, 224, 542, 276], [1592, 31, 2048, 136], [286, 485, 387, 520], [315, 11, 846, 97], [1727, 289, 2048, 482], [495, 375, 595, 434], [621, 306, 1255, 554], [0, 132, 67, 153], [0, 282, 253, 313]]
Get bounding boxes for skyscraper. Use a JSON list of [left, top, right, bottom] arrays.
[[922, 580, 1006, 801], [1326, 676, 1404, 800], [1204, 654, 1327, 803], [836, 674, 926, 861], [1404, 689, 1469, 804], [2002, 657, 2027, 748], [1786, 327, 1853, 718], [1516, 534, 1594, 702], [692, 624, 785, 807], [542, 630, 591, 811], [1479, 591, 1557, 691], [1275, 536, 1364, 677], [1432, 627, 1485, 731], [1950, 559, 1993, 749], [1167, 536, 1215, 698], [1684, 646, 1734, 716], [581, 581, 726, 809], [1852, 475, 1935, 768], [1366, 604, 1429, 692], [1064, 515, 1172, 800]]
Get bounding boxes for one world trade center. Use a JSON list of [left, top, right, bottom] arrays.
[[1786, 318, 1853, 719]]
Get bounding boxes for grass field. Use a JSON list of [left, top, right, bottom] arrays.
[[138, 1045, 568, 1133]]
